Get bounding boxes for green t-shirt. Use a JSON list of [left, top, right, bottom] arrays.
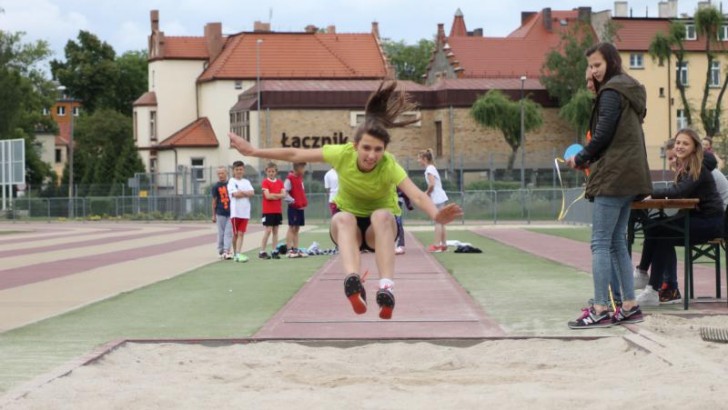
[[322, 143, 407, 217]]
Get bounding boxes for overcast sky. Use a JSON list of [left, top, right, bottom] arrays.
[[0, 0, 706, 61]]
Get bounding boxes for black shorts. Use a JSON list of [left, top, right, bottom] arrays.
[[262, 213, 282, 227], [288, 207, 305, 226], [329, 206, 375, 252]]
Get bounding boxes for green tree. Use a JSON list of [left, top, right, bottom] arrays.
[[470, 90, 544, 170], [0, 29, 55, 186], [69, 109, 144, 196], [559, 88, 594, 140], [112, 50, 148, 116], [649, 22, 690, 127], [540, 21, 596, 107], [695, 5, 725, 137], [50, 31, 118, 113], [381, 39, 434, 83]]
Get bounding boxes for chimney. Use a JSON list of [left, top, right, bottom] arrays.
[[542, 8, 552, 31], [150, 10, 159, 32], [614, 1, 628, 18], [304, 24, 318, 33], [437, 23, 446, 43], [326, 25, 336, 34], [371, 21, 380, 39], [254, 21, 271, 32], [521, 11, 537, 25], [471, 28, 483, 37], [204, 22, 223, 62], [578, 7, 592, 23]]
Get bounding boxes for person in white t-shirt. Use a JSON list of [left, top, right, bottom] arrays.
[[227, 160, 255, 263], [324, 167, 339, 216], [418, 149, 449, 252]]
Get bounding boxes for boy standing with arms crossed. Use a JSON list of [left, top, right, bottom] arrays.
[[227, 160, 255, 263], [284, 162, 308, 258], [259, 162, 285, 259]]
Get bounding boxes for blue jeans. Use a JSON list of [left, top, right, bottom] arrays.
[[591, 196, 636, 307], [216, 214, 232, 254]]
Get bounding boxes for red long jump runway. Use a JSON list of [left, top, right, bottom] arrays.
[[254, 232, 505, 339], [474, 228, 728, 312]]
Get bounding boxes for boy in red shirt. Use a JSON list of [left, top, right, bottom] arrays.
[[284, 162, 308, 258], [259, 162, 285, 259]]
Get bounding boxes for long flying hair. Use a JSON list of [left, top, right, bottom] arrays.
[[674, 128, 703, 182], [354, 81, 419, 146]]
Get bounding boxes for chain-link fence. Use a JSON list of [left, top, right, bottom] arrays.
[[3, 189, 590, 224]]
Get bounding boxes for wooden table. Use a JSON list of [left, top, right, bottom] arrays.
[[629, 198, 699, 310]]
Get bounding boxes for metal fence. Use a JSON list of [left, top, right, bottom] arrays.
[[5, 189, 585, 224]]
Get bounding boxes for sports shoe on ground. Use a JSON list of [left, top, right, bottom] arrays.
[[219, 252, 225, 260], [427, 244, 443, 253], [297, 249, 308, 258], [344, 273, 367, 314], [633, 267, 649, 289], [567, 307, 613, 329], [258, 251, 271, 260], [636, 286, 660, 307], [287, 250, 300, 258], [439, 245, 448, 252], [376, 288, 395, 319], [611, 305, 644, 324], [395, 246, 405, 255], [659, 287, 682, 304], [223, 252, 233, 260], [271, 251, 281, 259], [234, 254, 249, 263]]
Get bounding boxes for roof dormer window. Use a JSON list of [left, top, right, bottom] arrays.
[[686, 24, 697, 40]]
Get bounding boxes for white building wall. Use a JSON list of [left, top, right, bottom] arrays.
[[150, 60, 205, 140], [197, 80, 258, 169]]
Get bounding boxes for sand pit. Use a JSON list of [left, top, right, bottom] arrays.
[[3, 314, 727, 410]]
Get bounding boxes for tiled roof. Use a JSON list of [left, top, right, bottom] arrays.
[[252, 79, 429, 92], [157, 117, 219, 148], [159, 36, 210, 59], [431, 78, 545, 90], [55, 122, 70, 146], [198, 32, 387, 81], [612, 18, 728, 52], [444, 10, 590, 79], [133, 91, 157, 107]]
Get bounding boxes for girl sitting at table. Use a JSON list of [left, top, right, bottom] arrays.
[[636, 128, 724, 306]]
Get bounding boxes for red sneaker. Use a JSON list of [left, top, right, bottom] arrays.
[[427, 244, 442, 253], [344, 274, 367, 314]]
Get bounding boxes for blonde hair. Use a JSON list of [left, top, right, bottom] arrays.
[[418, 148, 435, 164], [674, 128, 703, 182]]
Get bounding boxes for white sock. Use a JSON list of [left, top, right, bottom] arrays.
[[379, 278, 394, 291]]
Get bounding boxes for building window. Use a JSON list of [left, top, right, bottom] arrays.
[[150, 111, 157, 142], [685, 24, 697, 40], [676, 62, 689, 86], [229, 110, 250, 142], [150, 157, 157, 173], [55, 148, 62, 163], [720, 25, 728, 40], [133, 112, 138, 141], [42, 108, 50, 116], [72, 106, 80, 116], [629, 53, 644, 69], [677, 109, 688, 130], [235, 80, 243, 90], [57, 106, 66, 116], [710, 60, 721, 87], [659, 87, 665, 98], [191, 158, 205, 181]]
